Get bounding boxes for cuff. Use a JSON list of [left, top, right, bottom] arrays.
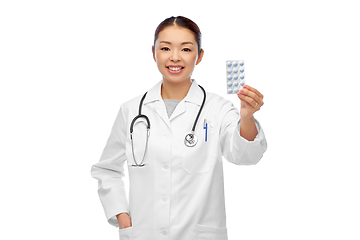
[[233, 117, 267, 165]]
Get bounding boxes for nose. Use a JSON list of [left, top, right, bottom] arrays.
[[170, 50, 181, 62]]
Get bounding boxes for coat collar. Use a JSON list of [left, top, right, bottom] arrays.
[[143, 79, 204, 107]]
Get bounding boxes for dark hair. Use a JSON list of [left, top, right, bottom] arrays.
[[153, 16, 202, 55]]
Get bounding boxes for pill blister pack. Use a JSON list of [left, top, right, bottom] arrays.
[[226, 60, 245, 94]]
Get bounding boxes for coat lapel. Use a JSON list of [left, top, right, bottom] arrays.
[[154, 100, 171, 131], [143, 79, 204, 131], [168, 100, 186, 122]]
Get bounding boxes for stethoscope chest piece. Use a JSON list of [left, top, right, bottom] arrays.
[[184, 132, 198, 147]]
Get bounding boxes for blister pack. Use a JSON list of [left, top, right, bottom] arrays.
[[226, 60, 245, 94]]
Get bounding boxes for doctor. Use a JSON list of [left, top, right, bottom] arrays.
[[91, 16, 267, 240]]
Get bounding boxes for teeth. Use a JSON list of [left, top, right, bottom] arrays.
[[169, 67, 182, 71]]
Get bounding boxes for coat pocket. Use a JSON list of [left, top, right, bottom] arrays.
[[181, 122, 217, 174], [196, 224, 228, 240], [118, 226, 134, 240]]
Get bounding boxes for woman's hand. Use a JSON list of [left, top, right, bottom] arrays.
[[117, 212, 132, 229], [237, 85, 264, 120]]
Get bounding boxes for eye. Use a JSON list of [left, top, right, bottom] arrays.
[[161, 47, 170, 51], [182, 48, 191, 52]]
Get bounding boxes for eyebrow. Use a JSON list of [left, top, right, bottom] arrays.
[[160, 41, 194, 45]]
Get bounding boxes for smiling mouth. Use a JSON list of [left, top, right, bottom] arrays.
[[166, 66, 184, 71]]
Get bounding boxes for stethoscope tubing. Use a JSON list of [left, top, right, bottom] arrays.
[[190, 85, 206, 133], [130, 84, 206, 166]]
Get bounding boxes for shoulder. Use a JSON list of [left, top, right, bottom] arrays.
[[120, 80, 161, 114], [123, 93, 144, 107], [117, 93, 145, 117], [206, 91, 235, 109], [205, 91, 239, 124]]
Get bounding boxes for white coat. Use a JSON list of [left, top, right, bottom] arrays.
[[91, 79, 267, 240]]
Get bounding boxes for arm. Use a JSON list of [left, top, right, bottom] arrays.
[[240, 115, 258, 141], [90, 104, 129, 228], [220, 85, 267, 165]]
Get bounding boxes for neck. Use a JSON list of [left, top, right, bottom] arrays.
[[161, 79, 192, 100]]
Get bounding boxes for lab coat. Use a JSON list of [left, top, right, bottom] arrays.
[[91, 79, 267, 240]]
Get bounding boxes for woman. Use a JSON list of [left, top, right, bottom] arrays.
[[91, 16, 267, 240]]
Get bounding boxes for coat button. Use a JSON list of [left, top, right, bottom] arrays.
[[161, 229, 168, 235], [161, 195, 168, 202], [163, 163, 169, 169]]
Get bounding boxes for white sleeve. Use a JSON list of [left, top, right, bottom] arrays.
[[90, 104, 129, 227], [219, 100, 267, 165]]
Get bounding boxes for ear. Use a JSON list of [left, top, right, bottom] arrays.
[[196, 49, 204, 65], [152, 46, 156, 62]]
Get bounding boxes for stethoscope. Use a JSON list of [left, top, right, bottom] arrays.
[[130, 84, 206, 167]]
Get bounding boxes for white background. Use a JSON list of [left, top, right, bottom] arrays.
[[1, 0, 359, 239]]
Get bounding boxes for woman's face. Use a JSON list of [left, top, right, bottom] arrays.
[[152, 26, 204, 84]]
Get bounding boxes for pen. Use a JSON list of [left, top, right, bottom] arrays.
[[204, 119, 208, 142]]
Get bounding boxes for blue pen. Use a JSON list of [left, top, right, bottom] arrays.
[[204, 119, 208, 142]]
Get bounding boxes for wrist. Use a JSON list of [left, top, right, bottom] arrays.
[[116, 212, 128, 219], [240, 114, 255, 122], [239, 115, 257, 141]]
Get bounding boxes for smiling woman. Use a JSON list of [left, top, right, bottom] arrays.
[[151, 16, 205, 100], [91, 15, 267, 240]]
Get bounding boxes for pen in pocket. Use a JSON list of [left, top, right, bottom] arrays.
[[204, 119, 208, 142]]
